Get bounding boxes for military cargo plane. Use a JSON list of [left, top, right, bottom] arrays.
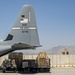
[[0, 5, 40, 56]]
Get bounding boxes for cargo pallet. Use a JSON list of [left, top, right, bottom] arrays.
[[1, 52, 50, 73]]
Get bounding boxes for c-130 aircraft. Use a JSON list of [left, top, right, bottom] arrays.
[[0, 5, 40, 57]]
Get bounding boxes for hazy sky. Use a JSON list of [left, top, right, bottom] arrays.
[[0, 0, 75, 51]]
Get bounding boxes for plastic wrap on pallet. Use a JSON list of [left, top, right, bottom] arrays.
[[36, 52, 50, 68]]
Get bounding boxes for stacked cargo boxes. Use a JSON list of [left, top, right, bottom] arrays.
[[1, 59, 17, 72], [8, 52, 23, 69], [3, 52, 50, 72], [36, 52, 50, 71]]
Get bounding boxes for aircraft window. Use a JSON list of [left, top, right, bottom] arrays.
[[21, 15, 25, 17], [4, 34, 13, 41]]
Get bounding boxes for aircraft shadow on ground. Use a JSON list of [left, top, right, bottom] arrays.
[[20, 71, 51, 74]]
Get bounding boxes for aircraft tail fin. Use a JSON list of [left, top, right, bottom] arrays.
[[5, 5, 40, 47]]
